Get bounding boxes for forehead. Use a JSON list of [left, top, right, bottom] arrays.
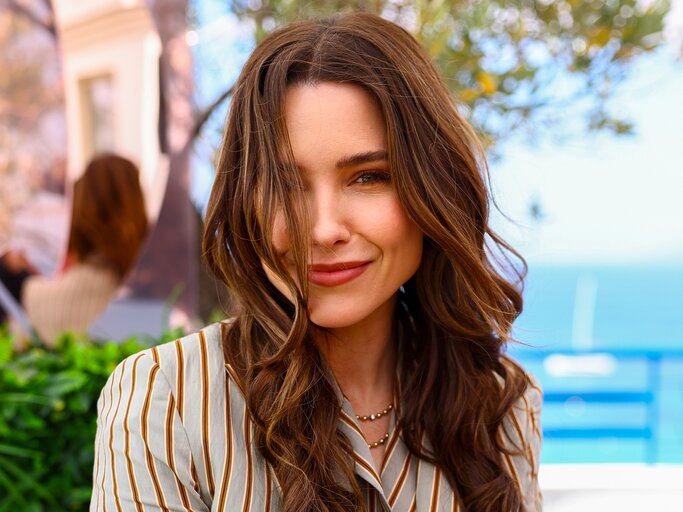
[[282, 83, 387, 169]]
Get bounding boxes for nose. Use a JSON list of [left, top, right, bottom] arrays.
[[309, 189, 351, 249]]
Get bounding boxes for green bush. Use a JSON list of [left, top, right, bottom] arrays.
[[0, 327, 184, 512]]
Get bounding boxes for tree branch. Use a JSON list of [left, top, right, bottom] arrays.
[[189, 85, 234, 142]]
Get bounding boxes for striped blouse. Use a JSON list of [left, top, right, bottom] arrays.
[[91, 322, 543, 511]]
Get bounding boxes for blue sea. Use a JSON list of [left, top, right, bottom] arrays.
[[508, 264, 683, 464]]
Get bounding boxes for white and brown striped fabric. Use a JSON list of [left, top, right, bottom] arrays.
[[91, 322, 543, 511]]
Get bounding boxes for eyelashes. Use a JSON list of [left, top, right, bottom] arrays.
[[274, 162, 392, 191], [353, 171, 391, 185]]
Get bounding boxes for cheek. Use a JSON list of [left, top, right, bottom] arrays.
[[383, 203, 424, 272], [262, 261, 295, 303], [262, 210, 295, 303], [271, 210, 289, 254], [376, 201, 422, 247]]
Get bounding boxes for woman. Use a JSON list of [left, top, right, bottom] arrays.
[[20, 154, 148, 345], [91, 13, 542, 512]]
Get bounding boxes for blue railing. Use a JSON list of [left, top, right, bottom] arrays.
[[513, 348, 683, 463]]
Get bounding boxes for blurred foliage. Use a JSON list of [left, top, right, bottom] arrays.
[[224, 0, 670, 149], [0, 327, 184, 511]]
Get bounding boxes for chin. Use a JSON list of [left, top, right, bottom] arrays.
[[307, 306, 368, 330], [307, 294, 396, 331]]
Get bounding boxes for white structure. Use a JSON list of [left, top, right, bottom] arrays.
[[542, 464, 683, 511], [53, 0, 167, 221]]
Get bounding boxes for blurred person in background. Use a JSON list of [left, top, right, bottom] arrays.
[[0, 153, 148, 345]]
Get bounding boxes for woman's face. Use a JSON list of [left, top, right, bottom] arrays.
[[266, 82, 423, 330]]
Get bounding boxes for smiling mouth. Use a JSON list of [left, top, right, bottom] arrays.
[[308, 261, 370, 287]]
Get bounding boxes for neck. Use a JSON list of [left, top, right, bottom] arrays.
[[314, 297, 397, 406]]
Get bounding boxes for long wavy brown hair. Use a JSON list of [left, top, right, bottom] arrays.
[[68, 154, 148, 280], [204, 12, 531, 511]]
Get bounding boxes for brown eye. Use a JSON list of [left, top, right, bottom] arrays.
[[354, 171, 391, 185]]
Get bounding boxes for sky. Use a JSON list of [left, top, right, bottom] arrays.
[[191, 0, 683, 268], [490, 48, 683, 266]]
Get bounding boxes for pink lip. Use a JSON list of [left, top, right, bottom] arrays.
[[308, 261, 370, 287]]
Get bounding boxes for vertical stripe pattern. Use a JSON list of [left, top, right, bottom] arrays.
[[90, 323, 543, 511]]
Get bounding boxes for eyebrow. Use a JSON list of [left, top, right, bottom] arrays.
[[335, 150, 388, 169]]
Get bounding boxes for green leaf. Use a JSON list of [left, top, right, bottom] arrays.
[[0, 328, 153, 508], [0, 392, 51, 405], [0, 456, 61, 508], [44, 371, 88, 398], [0, 443, 41, 458], [0, 462, 30, 511]]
